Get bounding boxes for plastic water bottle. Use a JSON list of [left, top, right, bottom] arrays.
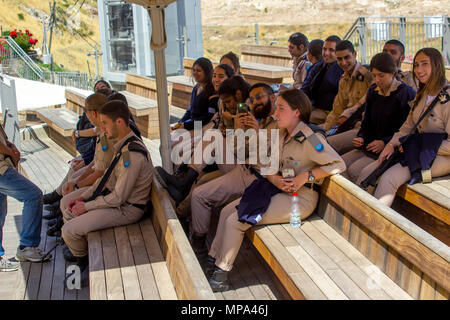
[[290, 192, 301, 227]]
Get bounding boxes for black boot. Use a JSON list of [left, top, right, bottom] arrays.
[[174, 163, 189, 176], [191, 234, 207, 263], [63, 244, 77, 262], [203, 255, 216, 278], [43, 206, 62, 220], [155, 166, 199, 203], [43, 190, 62, 205], [209, 266, 229, 292], [44, 201, 60, 212], [47, 216, 63, 237]]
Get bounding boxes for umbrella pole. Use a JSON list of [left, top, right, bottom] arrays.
[[148, 6, 172, 173]]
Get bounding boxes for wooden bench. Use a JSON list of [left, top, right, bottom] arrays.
[[36, 107, 80, 157], [246, 174, 450, 300], [63, 88, 185, 139], [183, 57, 292, 86], [240, 44, 292, 68], [393, 176, 450, 246], [167, 75, 196, 110], [65, 88, 93, 115], [125, 73, 173, 103], [88, 177, 216, 300]]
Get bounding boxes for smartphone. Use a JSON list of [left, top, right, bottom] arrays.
[[237, 103, 249, 114], [281, 168, 295, 179]]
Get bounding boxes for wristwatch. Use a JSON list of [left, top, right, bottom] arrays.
[[74, 130, 80, 138], [307, 171, 315, 183]]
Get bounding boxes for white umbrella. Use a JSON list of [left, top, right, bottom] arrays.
[[124, 0, 177, 173]]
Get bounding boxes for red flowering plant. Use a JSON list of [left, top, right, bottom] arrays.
[[0, 41, 8, 63], [9, 29, 38, 53]]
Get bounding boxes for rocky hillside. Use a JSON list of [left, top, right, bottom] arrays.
[[200, 0, 450, 26]]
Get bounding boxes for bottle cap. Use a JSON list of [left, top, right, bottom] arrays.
[[292, 192, 298, 196]]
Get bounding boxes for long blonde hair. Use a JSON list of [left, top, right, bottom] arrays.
[[412, 48, 447, 107]]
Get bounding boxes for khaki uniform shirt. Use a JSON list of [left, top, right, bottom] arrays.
[[82, 131, 154, 211], [234, 115, 278, 172], [324, 63, 373, 130], [390, 85, 450, 156], [292, 53, 312, 89], [265, 121, 346, 178], [341, 70, 417, 121], [0, 127, 13, 174], [93, 132, 115, 171], [398, 70, 418, 90]]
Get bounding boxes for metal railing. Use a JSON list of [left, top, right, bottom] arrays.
[[0, 36, 94, 90], [0, 36, 44, 80], [344, 16, 450, 67]]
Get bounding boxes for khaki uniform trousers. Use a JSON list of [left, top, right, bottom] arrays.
[[358, 155, 450, 207], [55, 163, 88, 196], [210, 187, 319, 271], [60, 187, 144, 257], [191, 164, 256, 235], [327, 129, 358, 155], [310, 108, 330, 125], [341, 149, 377, 184]]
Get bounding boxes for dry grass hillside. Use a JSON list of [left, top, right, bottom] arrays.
[[0, 0, 101, 75], [0, 0, 448, 75], [200, 0, 450, 61]]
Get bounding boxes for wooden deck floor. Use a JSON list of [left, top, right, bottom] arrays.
[[0, 127, 285, 300]]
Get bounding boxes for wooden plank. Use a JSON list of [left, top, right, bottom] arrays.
[[114, 226, 143, 300], [435, 284, 450, 300], [367, 232, 388, 271], [241, 239, 286, 300], [310, 217, 412, 300], [384, 247, 399, 282], [271, 226, 348, 300], [284, 222, 372, 300], [126, 223, 161, 300], [321, 175, 450, 293], [407, 265, 423, 299], [149, 179, 215, 300], [419, 273, 437, 300], [37, 235, 57, 300], [397, 184, 450, 225], [13, 262, 31, 300], [250, 226, 326, 300], [100, 229, 125, 300], [139, 219, 177, 300], [301, 220, 392, 300], [232, 244, 272, 300], [228, 254, 255, 300], [88, 232, 107, 300]]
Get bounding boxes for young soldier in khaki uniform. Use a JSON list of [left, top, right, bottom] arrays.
[[288, 32, 311, 89], [341, 53, 415, 184], [60, 100, 153, 270], [328, 39, 418, 155], [188, 83, 279, 259], [359, 48, 449, 207], [205, 88, 346, 291], [323, 40, 373, 131]]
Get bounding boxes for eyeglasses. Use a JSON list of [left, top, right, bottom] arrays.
[[249, 93, 268, 104]]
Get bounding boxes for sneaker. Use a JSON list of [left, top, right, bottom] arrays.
[[0, 256, 20, 272], [16, 246, 52, 262]]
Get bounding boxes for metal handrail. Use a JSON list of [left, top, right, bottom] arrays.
[[343, 15, 449, 67], [2, 36, 44, 80]]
